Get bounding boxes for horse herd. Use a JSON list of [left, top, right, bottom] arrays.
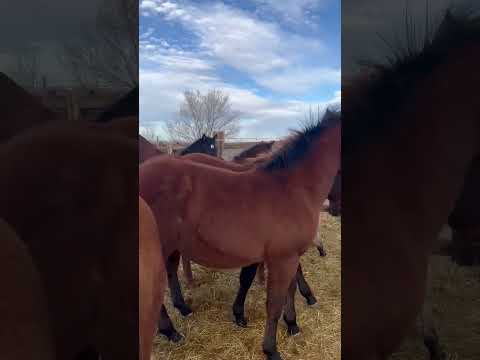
[[0, 8, 479, 360]]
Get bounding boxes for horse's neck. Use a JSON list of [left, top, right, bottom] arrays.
[[286, 126, 341, 204]]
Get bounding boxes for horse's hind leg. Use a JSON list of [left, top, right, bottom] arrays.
[[418, 265, 446, 360], [167, 251, 192, 316], [419, 303, 446, 360], [181, 255, 195, 287], [313, 232, 327, 257], [232, 263, 258, 327], [158, 305, 184, 343], [262, 256, 299, 360], [296, 263, 317, 305], [283, 277, 300, 335]]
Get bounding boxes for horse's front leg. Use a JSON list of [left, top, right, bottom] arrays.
[[262, 256, 299, 360], [166, 251, 192, 316], [158, 305, 183, 343]]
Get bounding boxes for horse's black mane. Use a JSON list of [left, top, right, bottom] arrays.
[[343, 7, 480, 156], [95, 86, 138, 122], [261, 109, 341, 172]]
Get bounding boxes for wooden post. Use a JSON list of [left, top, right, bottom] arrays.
[[216, 131, 225, 158]]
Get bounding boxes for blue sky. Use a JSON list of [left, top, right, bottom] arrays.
[[139, 0, 340, 140]]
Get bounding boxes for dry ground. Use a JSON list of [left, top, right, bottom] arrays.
[[153, 212, 341, 360], [391, 256, 480, 360]]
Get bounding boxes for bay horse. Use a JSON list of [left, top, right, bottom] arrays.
[[0, 121, 138, 359], [139, 196, 182, 360], [342, 9, 480, 360], [0, 218, 54, 360], [178, 148, 333, 306], [140, 109, 341, 360], [0, 72, 56, 143]]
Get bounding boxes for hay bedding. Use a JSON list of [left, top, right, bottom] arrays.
[[391, 256, 480, 360], [153, 213, 341, 360]]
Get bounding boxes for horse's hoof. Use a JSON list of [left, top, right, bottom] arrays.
[[169, 331, 185, 343], [306, 295, 317, 306], [234, 314, 248, 328], [158, 328, 184, 343], [287, 324, 300, 336], [177, 305, 193, 317], [318, 248, 327, 257]]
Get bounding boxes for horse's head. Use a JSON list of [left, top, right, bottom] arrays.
[[181, 133, 218, 156]]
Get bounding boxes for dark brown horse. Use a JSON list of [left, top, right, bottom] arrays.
[[140, 110, 340, 360], [0, 218, 54, 360], [0, 121, 138, 359], [139, 133, 218, 164], [233, 141, 275, 163], [0, 72, 55, 143], [342, 10, 480, 360]]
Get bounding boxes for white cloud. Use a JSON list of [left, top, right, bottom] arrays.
[[256, 67, 340, 94], [139, 1, 341, 139], [139, 1, 338, 93]]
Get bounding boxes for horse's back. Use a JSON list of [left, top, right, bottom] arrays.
[[139, 196, 166, 360], [0, 219, 54, 360]]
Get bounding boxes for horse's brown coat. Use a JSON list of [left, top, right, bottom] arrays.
[[140, 118, 340, 359], [0, 219, 54, 360], [342, 13, 480, 359], [139, 196, 166, 360], [0, 121, 138, 359]]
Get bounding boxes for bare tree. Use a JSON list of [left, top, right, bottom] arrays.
[[59, 0, 138, 89], [165, 89, 241, 142], [140, 126, 159, 144]]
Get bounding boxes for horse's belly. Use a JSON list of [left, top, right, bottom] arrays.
[[181, 234, 262, 269]]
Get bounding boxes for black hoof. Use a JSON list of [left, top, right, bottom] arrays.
[[169, 330, 184, 343], [176, 304, 193, 317], [283, 315, 300, 336], [287, 324, 300, 336], [318, 247, 327, 257], [158, 328, 184, 343], [264, 349, 282, 360], [306, 295, 317, 306], [234, 313, 248, 328]]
